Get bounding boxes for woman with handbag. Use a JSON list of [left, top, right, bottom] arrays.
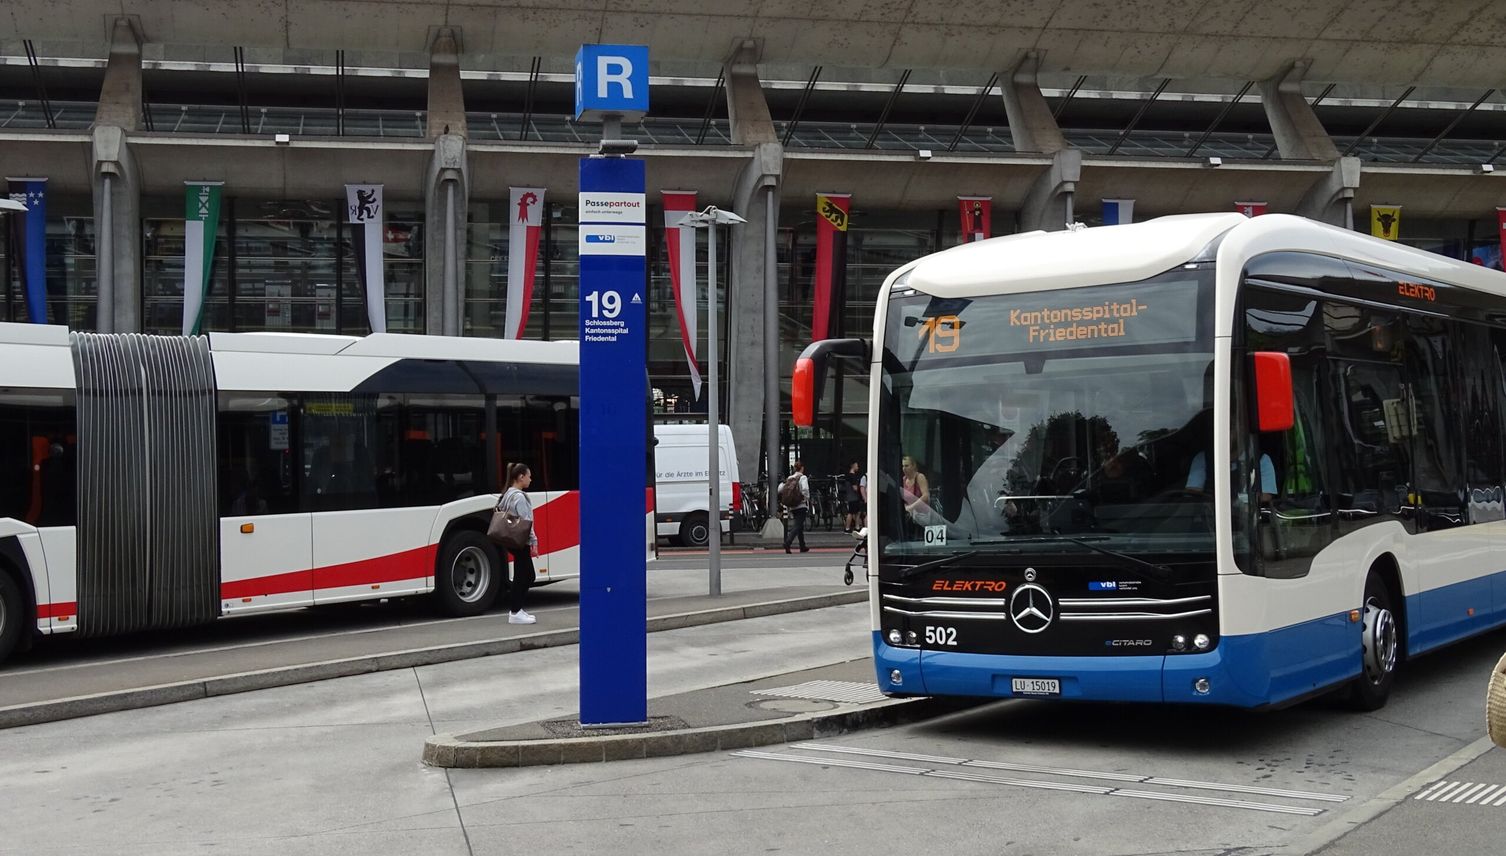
[[494, 463, 539, 625]]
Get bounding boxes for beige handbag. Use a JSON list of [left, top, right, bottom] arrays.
[[1489, 650, 1506, 749]]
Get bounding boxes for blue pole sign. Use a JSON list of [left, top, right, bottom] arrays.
[[574, 44, 650, 122], [578, 156, 649, 726]]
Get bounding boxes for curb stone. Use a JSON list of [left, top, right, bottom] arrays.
[[422, 696, 971, 769]]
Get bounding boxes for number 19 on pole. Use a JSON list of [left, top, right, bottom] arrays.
[[585, 290, 622, 318]]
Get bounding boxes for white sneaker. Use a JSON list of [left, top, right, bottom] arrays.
[[508, 610, 537, 625]]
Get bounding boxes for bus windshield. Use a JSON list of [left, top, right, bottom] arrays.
[[877, 269, 1216, 558]]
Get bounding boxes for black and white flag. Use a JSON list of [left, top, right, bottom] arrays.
[[346, 184, 386, 333]]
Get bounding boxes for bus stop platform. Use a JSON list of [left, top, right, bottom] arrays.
[[422, 658, 971, 768]]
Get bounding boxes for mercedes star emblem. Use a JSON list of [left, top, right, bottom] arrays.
[[1009, 583, 1055, 634]]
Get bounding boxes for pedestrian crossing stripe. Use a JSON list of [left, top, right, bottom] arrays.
[[1413, 780, 1506, 805]]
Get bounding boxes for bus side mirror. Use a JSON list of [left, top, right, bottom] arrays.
[[1252, 351, 1294, 432], [792, 338, 869, 428]]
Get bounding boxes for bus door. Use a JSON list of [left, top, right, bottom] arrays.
[[218, 397, 315, 615]]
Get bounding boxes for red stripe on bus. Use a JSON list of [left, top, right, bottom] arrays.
[[219, 545, 438, 600], [36, 601, 76, 619]]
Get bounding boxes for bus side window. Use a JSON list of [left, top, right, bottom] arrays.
[[0, 389, 76, 527], [1404, 316, 1465, 531], [216, 393, 298, 516]]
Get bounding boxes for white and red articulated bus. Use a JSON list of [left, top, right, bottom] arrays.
[[0, 324, 654, 664]]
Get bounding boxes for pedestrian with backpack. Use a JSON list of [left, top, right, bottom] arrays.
[[780, 460, 811, 554]]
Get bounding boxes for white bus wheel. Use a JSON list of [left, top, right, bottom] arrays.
[[1345, 572, 1400, 711], [435, 530, 501, 617]]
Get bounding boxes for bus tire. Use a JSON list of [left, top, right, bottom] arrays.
[[0, 571, 23, 666], [1345, 572, 1400, 711], [678, 513, 711, 548], [434, 530, 502, 617]]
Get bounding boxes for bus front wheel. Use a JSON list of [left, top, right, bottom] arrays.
[[1345, 572, 1400, 711], [435, 530, 502, 617], [0, 571, 23, 667]]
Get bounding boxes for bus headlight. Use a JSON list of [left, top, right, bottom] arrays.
[[1193, 634, 1212, 651], [906, 631, 918, 645], [1171, 635, 1187, 652], [1193, 677, 1211, 695], [890, 669, 904, 686], [887, 629, 903, 646]]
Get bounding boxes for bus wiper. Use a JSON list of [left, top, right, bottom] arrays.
[[1055, 536, 1173, 582], [970, 535, 1172, 582], [896, 551, 980, 581]]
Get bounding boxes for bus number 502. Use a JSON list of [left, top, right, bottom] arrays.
[[925, 626, 958, 646]]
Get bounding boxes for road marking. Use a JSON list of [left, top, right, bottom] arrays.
[[1415, 780, 1506, 806], [791, 742, 1350, 800], [738, 744, 1345, 816], [750, 680, 889, 705]]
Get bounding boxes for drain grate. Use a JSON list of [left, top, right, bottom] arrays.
[[750, 680, 889, 705], [1413, 781, 1506, 806]]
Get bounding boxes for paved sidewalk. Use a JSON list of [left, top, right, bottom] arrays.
[[1, 561, 863, 727], [424, 658, 966, 768]]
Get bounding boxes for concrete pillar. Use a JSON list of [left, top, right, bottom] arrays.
[[1001, 51, 1068, 154], [92, 17, 143, 333], [1259, 60, 1339, 162], [723, 41, 784, 497], [423, 134, 468, 335], [1019, 149, 1083, 232], [427, 28, 467, 139], [1298, 156, 1362, 227], [422, 29, 468, 335]]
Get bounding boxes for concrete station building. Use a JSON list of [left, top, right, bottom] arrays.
[[4, 1, 1506, 479]]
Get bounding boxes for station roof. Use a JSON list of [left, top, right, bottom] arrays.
[[4, 1, 1506, 88]]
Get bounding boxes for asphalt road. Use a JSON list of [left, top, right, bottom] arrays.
[[1, 596, 1502, 855]]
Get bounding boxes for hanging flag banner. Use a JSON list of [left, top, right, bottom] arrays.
[[1371, 204, 1402, 241], [662, 190, 701, 399], [958, 196, 993, 244], [6, 177, 47, 324], [506, 187, 546, 339], [812, 193, 851, 341], [1495, 208, 1506, 270], [182, 181, 223, 335], [1101, 198, 1135, 226], [1236, 201, 1269, 217], [345, 184, 386, 334]]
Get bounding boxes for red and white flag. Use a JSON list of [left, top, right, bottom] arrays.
[[1236, 201, 1268, 217], [506, 187, 546, 339], [958, 196, 992, 243], [663, 191, 702, 400]]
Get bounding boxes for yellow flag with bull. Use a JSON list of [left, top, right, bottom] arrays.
[[1371, 205, 1402, 241]]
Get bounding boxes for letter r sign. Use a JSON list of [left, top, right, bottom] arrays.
[[574, 44, 650, 121]]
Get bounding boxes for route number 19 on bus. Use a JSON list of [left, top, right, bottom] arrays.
[[585, 290, 622, 318]]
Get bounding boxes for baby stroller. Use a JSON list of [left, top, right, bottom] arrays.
[[843, 528, 867, 586]]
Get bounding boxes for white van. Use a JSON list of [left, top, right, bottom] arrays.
[[653, 423, 739, 547]]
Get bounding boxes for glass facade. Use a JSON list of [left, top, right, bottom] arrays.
[[4, 201, 1506, 485]]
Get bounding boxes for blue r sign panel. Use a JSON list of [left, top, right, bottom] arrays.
[[574, 44, 650, 121], [577, 156, 649, 726]]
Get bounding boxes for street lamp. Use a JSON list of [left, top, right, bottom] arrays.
[[683, 205, 746, 597]]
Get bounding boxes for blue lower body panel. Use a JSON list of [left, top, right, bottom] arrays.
[[874, 610, 1364, 709]]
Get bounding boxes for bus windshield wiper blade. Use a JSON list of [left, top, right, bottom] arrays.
[[896, 551, 979, 581], [970, 535, 1172, 582], [1055, 536, 1173, 582]]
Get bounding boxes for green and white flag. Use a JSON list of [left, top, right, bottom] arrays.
[[182, 181, 223, 335]]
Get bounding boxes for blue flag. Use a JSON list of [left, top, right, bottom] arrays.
[[7, 178, 48, 324]]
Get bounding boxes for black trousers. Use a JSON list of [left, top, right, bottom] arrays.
[[508, 547, 536, 613], [784, 507, 809, 550]]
